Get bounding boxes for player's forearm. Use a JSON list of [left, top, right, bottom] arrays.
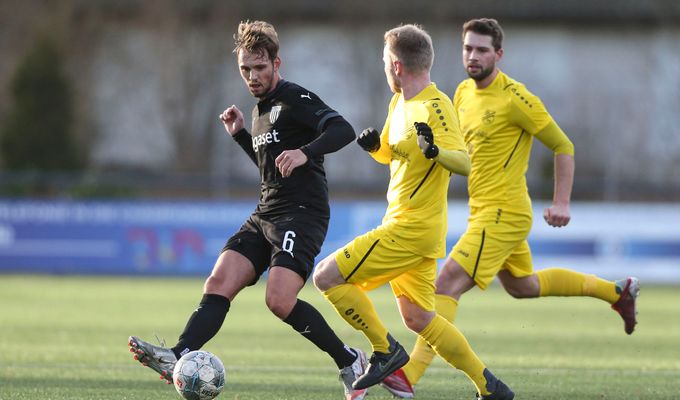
[[232, 128, 258, 166], [434, 149, 470, 176], [300, 117, 356, 158], [553, 153, 574, 205]]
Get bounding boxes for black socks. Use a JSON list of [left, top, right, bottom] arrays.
[[283, 299, 357, 369], [172, 294, 230, 359], [171, 295, 356, 369]]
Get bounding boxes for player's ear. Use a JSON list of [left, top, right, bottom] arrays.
[[495, 48, 504, 62], [273, 56, 281, 71], [393, 59, 403, 76]]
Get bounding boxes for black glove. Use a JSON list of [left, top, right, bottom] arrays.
[[357, 127, 381, 152], [415, 122, 439, 159]]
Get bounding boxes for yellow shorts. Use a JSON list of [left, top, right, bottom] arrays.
[[335, 226, 436, 311], [450, 205, 534, 289]]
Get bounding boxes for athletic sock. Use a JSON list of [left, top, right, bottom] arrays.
[[403, 294, 458, 384], [172, 294, 230, 359], [537, 267, 618, 303], [419, 314, 491, 396], [323, 283, 391, 353], [283, 299, 357, 369]]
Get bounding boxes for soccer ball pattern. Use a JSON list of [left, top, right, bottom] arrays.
[[173, 350, 225, 400]]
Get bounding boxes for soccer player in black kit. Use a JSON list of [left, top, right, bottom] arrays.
[[129, 20, 369, 400]]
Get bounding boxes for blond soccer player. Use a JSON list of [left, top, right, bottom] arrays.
[[381, 18, 639, 399], [314, 24, 514, 400]]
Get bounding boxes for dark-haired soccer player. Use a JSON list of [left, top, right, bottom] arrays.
[[314, 24, 514, 400], [128, 20, 369, 400], [382, 18, 639, 399]]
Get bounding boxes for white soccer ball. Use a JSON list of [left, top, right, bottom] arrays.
[[173, 350, 225, 400]]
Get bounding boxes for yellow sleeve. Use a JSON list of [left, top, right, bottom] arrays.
[[369, 94, 398, 164], [423, 95, 468, 174], [424, 100, 465, 153], [508, 84, 552, 135], [535, 120, 575, 156], [452, 82, 465, 114]]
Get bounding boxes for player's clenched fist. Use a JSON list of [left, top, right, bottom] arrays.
[[415, 122, 439, 159], [356, 127, 381, 152]]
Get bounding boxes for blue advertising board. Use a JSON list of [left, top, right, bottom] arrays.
[[0, 200, 678, 282]]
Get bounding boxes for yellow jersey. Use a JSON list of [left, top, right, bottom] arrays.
[[370, 83, 466, 258], [453, 70, 561, 211]]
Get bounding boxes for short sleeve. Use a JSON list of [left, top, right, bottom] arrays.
[[508, 84, 553, 135], [424, 98, 466, 153]]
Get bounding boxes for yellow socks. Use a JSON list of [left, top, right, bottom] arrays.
[[419, 314, 491, 396], [536, 268, 619, 304], [537, 268, 618, 303], [403, 294, 458, 384], [323, 284, 391, 352]]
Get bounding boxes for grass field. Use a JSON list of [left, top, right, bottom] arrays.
[[1, 275, 679, 400]]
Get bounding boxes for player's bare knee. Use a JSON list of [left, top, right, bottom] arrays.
[[204, 274, 225, 293], [312, 256, 342, 291], [504, 285, 526, 298], [505, 285, 538, 299], [402, 311, 432, 333], [499, 272, 540, 298], [312, 262, 328, 291], [265, 291, 295, 319]]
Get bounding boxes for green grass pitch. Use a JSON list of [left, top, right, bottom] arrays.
[[1, 275, 679, 399]]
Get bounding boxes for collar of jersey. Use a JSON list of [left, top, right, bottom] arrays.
[[475, 70, 505, 92], [405, 82, 439, 102]]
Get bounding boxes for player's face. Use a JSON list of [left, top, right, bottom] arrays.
[[383, 45, 401, 93], [238, 49, 280, 99], [462, 31, 502, 82]]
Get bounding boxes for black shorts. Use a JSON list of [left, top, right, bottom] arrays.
[[222, 211, 329, 284]]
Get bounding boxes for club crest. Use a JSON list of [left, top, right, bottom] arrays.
[[270, 105, 282, 124], [482, 109, 495, 125]]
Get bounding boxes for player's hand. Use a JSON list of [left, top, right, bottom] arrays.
[[275, 149, 308, 178], [544, 203, 571, 227], [357, 127, 380, 152], [415, 122, 439, 159], [219, 105, 245, 136]]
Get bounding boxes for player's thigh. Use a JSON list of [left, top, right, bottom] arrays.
[[335, 227, 421, 291], [450, 207, 530, 289], [390, 257, 437, 312], [261, 212, 329, 282], [207, 250, 257, 300], [221, 215, 271, 285]]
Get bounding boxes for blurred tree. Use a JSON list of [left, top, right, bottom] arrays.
[[0, 36, 82, 172]]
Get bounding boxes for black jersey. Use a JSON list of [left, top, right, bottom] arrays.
[[233, 80, 340, 216]]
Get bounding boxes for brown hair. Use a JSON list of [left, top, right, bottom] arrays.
[[462, 18, 504, 51], [384, 24, 434, 73], [233, 20, 280, 61]]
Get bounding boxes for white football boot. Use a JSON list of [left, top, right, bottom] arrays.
[[339, 347, 369, 400], [128, 335, 177, 384]]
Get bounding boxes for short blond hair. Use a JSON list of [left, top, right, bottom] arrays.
[[233, 20, 279, 61], [384, 24, 434, 72]]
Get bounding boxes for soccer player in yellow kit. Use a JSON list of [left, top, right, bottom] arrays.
[[381, 18, 640, 399], [313, 24, 514, 400]]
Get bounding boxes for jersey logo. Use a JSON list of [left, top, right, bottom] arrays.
[[482, 110, 495, 125], [300, 92, 312, 100], [269, 105, 282, 124], [252, 129, 281, 152]]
